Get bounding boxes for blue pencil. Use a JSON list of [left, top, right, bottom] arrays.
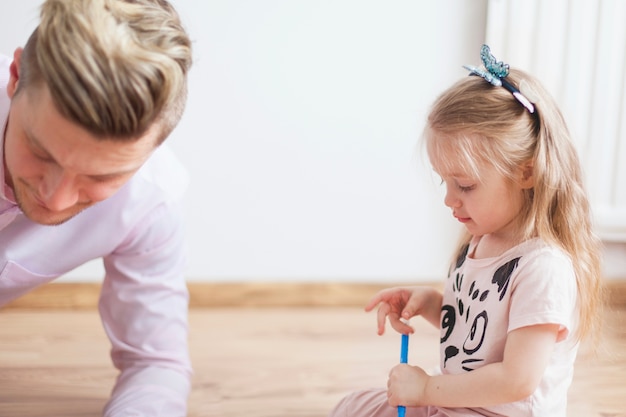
[[398, 331, 409, 417]]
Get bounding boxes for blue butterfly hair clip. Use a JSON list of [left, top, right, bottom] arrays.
[[463, 44, 535, 113]]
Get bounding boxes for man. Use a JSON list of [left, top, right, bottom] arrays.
[[0, 0, 193, 415]]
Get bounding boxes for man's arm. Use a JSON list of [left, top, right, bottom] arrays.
[[98, 200, 191, 417]]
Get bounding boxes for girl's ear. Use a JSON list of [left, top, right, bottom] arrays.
[[518, 160, 534, 189]]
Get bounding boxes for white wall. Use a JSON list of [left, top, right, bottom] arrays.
[[1, 1, 489, 283], [484, 0, 626, 281]]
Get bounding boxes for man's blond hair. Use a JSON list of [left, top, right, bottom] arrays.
[[16, 0, 192, 144]]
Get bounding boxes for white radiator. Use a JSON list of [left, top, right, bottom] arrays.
[[485, 0, 626, 242]]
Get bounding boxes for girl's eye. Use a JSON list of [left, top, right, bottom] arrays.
[[458, 184, 475, 192], [437, 175, 476, 192]]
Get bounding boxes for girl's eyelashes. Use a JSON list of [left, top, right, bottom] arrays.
[[457, 184, 476, 192], [438, 176, 476, 192]]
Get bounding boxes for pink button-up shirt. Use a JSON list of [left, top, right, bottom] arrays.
[[0, 55, 192, 416]]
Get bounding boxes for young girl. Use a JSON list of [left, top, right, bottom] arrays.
[[327, 45, 603, 417]]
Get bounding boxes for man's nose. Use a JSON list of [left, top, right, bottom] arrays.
[[38, 170, 80, 212]]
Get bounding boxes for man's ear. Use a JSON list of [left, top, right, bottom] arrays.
[[519, 160, 534, 189], [7, 48, 23, 99]]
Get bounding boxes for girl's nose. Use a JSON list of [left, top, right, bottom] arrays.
[[444, 188, 461, 209]]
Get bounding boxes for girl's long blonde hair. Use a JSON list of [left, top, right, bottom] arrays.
[[424, 68, 603, 341]]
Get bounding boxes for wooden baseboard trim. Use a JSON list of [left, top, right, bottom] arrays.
[[606, 280, 626, 307], [3, 283, 101, 309], [2, 280, 625, 309], [187, 282, 397, 307]]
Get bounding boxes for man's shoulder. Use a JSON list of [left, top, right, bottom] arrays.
[[133, 144, 189, 202]]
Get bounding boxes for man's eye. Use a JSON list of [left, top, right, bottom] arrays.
[[89, 174, 126, 184], [33, 152, 53, 162]]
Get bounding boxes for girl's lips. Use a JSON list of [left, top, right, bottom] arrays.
[[455, 215, 471, 223]]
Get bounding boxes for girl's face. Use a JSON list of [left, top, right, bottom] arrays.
[[436, 162, 530, 242]]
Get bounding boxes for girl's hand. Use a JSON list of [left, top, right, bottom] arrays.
[[364, 286, 443, 335], [387, 364, 429, 407]]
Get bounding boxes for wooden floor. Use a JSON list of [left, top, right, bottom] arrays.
[[0, 305, 624, 417]]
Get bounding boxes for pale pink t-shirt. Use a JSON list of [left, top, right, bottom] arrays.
[[439, 236, 578, 417]]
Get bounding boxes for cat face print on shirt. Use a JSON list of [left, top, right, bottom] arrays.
[[440, 243, 521, 371]]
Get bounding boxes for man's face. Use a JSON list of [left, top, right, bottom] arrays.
[[3, 51, 159, 225]]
